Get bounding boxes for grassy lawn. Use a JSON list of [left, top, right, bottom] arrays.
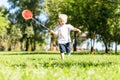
[[0, 52, 120, 80]]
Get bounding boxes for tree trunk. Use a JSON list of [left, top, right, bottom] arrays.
[[32, 25, 37, 51], [30, 38, 34, 51], [50, 34, 55, 51], [30, 38, 35, 51], [105, 43, 108, 53], [91, 34, 96, 53], [90, 39, 95, 53], [73, 31, 77, 51], [115, 42, 117, 54], [20, 41, 24, 51], [25, 38, 31, 51]]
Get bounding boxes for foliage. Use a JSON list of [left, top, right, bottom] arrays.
[[10, 25, 22, 42], [43, 0, 65, 28], [0, 7, 9, 50], [43, 0, 120, 53], [0, 0, 119, 53], [7, 0, 44, 51], [25, 26, 34, 38]]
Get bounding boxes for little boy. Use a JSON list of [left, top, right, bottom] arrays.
[[50, 14, 81, 59]]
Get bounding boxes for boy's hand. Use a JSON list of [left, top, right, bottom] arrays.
[[74, 28, 81, 33], [50, 30, 58, 36], [78, 29, 81, 33], [76, 29, 81, 33], [50, 30, 54, 33]]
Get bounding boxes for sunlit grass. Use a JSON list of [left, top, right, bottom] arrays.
[[0, 52, 119, 80]]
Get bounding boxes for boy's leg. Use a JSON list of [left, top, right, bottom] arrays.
[[59, 44, 66, 59], [66, 42, 71, 55], [61, 53, 64, 60]]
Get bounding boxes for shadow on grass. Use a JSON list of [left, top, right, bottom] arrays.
[[1, 52, 118, 68], [1, 51, 118, 55], [41, 61, 116, 68], [1, 51, 119, 68], [0, 51, 60, 55], [11, 60, 116, 68]]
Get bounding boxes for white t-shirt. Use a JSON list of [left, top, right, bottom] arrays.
[[54, 24, 74, 44]]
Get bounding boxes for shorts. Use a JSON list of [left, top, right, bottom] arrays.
[[59, 42, 71, 53]]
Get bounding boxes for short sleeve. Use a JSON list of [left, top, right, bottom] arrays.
[[67, 24, 74, 30]]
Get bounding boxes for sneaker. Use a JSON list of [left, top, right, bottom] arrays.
[[67, 53, 71, 56]]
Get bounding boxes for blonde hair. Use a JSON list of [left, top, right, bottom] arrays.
[[59, 14, 68, 23]]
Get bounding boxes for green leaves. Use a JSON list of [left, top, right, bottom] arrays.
[[0, 9, 9, 35], [25, 26, 34, 38], [10, 25, 22, 40]]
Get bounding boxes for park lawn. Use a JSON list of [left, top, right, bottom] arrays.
[[0, 52, 119, 80]]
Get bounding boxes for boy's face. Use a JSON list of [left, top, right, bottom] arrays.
[[59, 18, 67, 25]]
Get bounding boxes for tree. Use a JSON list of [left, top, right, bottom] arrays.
[[9, 25, 22, 50], [43, 0, 120, 54], [111, 0, 120, 54], [0, 7, 9, 50], [78, 0, 119, 53], [43, 0, 66, 51], [96, 0, 119, 53], [62, 0, 84, 51], [7, 0, 42, 51], [43, 0, 84, 51]]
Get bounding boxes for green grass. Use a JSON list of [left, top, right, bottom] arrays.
[[0, 52, 120, 80]]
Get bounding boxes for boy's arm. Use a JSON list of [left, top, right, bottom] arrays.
[[73, 27, 81, 33], [50, 30, 58, 36]]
